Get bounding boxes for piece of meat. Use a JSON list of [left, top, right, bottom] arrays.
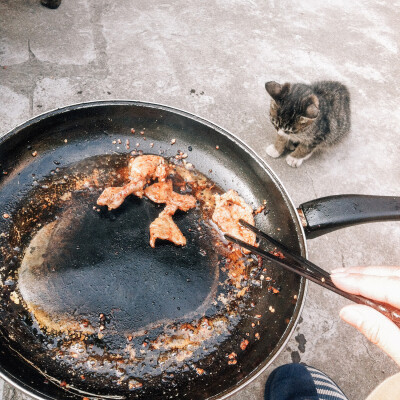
[[127, 155, 168, 183], [212, 189, 256, 253], [97, 155, 197, 248], [149, 207, 186, 248], [146, 181, 196, 248], [144, 181, 196, 212], [97, 182, 144, 210], [97, 155, 167, 210]]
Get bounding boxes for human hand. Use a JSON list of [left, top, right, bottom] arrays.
[[331, 266, 400, 367]]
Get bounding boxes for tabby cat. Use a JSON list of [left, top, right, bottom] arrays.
[[265, 81, 351, 167]]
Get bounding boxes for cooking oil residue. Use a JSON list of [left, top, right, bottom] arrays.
[[1, 154, 263, 395]]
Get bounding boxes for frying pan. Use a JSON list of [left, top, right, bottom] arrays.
[[0, 101, 399, 400]]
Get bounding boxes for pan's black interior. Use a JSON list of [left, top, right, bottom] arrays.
[[16, 162, 220, 335], [0, 102, 306, 399]]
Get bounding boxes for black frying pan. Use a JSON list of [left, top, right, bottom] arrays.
[[0, 102, 398, 400]]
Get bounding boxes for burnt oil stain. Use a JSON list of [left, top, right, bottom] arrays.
[[291, 350, 301, 363], [295, 333, 307, 353], [190, 89, 205, 97]]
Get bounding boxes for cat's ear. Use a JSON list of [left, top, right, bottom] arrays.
[[299, 106, 319, 124], [304, 95, 319, 119], [305, 104, 319, 119], [265, 81, 283, 100]]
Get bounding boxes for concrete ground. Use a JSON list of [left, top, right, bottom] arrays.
[[1, 0, 399, 399]]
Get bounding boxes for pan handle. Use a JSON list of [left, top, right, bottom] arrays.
[[297, 195, 400, 239]]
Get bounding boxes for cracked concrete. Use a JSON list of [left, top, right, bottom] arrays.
[[1, 0, 400, 399]]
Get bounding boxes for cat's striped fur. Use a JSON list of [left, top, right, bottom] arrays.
[[265, 81, 351, 167]]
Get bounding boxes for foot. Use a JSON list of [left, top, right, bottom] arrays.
[[266, 144, 283, 158], [286, 154, 305, 168], [286, 152, 312, 168]]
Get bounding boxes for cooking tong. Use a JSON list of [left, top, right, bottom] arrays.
[[225, 219, 400, 328]]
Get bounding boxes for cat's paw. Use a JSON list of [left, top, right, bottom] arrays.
[[266, 144, 283, 158], [286, 154, 305, 168]]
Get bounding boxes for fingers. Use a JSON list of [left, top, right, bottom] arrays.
[[331, 266, 400, 277], [340, 305, 400, 367], [332, 266, 400, 365], [331, 271, 400, 309]]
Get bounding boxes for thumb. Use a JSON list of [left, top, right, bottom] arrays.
[[340, 304, 400, 367]]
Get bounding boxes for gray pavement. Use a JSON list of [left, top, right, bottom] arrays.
[[1, 0, 400, 399]]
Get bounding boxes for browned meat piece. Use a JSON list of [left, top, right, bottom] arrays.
[[144, 181, 196, 212], [127, 155, 168, 183], [212, 190, 256, 253], [97, 155, 167, 210], [149, 207, 186, 248], [97, 155, 196, 247], [146, 180, 196, 248], [97, 182, 143, 210]]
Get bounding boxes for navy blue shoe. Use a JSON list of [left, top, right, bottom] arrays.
[[265, 364, 348, 400]]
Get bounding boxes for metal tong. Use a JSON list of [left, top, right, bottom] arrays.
[[224, 219, 400, 328]]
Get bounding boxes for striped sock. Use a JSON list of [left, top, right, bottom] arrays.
[[306, 366, 348, 400]]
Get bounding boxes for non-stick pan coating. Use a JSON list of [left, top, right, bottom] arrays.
[[0, 102, 306, 399]]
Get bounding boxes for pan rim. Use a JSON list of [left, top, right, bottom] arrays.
[[0, 100, 308, 400]]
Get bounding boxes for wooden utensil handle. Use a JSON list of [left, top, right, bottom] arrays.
[[354, 296, 400, 328]]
